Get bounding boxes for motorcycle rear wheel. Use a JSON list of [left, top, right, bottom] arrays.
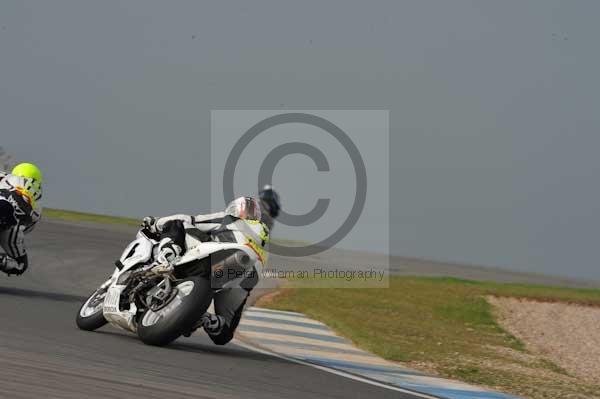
[[137, 276, 212, 346]]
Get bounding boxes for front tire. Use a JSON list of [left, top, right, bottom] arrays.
[[137, 276, 212, 346], [76, 288, 108, 331]]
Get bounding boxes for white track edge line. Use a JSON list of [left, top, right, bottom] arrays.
[[233, 339, 441, 399]]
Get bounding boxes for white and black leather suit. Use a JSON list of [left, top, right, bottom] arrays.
[[0, 172, 42, 275], [149, 208, 271, 345]]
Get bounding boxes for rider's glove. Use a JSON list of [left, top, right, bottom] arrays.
[[141, 216, 158, 234]]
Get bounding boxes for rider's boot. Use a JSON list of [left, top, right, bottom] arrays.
[[183, 312, 225, 338], [201, 312, 225, 335], [0, 254, 26, 276], [156, 237, 183, 265]]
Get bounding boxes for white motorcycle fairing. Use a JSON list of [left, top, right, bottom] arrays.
[[99, 229, 260, 333]]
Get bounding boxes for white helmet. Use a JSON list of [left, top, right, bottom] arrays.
[[225, 197, 262, 221]]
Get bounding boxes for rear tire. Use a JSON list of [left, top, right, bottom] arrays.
[[137, 276, 212, 346], [76, 288, 108, 331]]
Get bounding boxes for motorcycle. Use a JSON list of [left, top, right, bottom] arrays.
[[75, 226, 260, 346]]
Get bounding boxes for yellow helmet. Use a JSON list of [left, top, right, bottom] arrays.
[[12, 163, 43, 201], [12, 163, 43, 183]]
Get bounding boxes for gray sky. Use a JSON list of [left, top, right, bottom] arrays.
[[1, 1, 599, 280]]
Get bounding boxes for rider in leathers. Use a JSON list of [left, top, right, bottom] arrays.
[[143, 186, 281, 345], [0, 163, 43, 276]]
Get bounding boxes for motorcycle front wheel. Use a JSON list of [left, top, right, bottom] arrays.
[[137, 276, 212, 346], [76, 287, 109, 331]]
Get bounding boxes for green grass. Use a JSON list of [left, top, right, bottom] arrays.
[[44, 208, 140, 226], [259, 276, 600, 398]]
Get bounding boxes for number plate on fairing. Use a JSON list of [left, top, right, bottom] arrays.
[[103, 286, 123, 313]]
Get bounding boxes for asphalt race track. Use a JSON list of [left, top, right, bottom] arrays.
[[0, 219, 419, 399]]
